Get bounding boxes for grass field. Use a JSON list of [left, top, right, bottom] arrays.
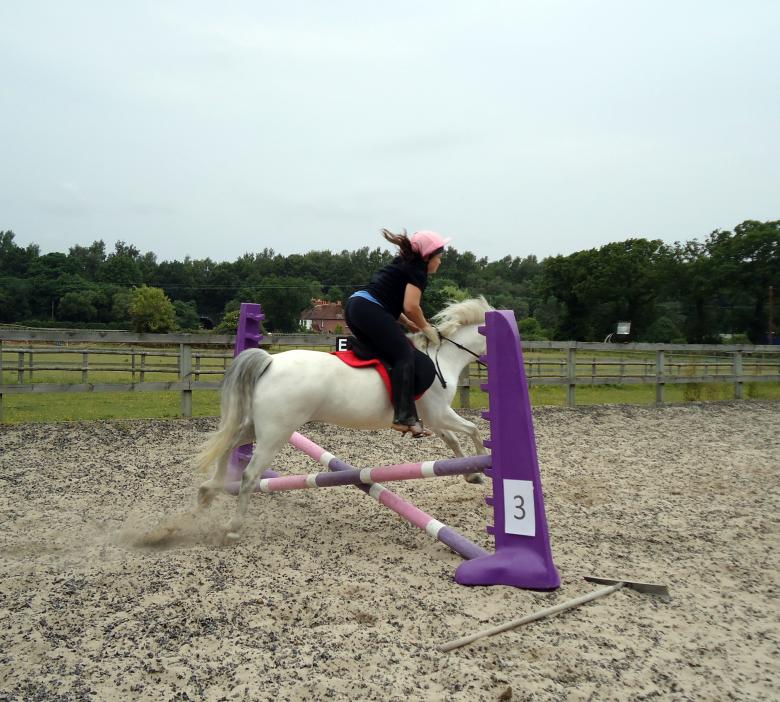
[[2, 381, 778, 423], [2, 346, 778, 423]]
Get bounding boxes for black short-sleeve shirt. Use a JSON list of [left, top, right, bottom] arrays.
[[364, 256, 428, 319]]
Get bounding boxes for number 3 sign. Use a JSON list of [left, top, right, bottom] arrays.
[[503, 480, 536, 536]]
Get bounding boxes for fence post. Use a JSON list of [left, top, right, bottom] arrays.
[[180, 343, 193, 417], [655, 349, 665, 406], [82, 352, 88, 384], [140, 352, 146, 382], [28, 351, 34, 382], [458, 366, 470, 409], [733, 350, 743, 400], [18, 352, 24, 383], [195, 352, 201, 383], [566, 346, 576, 407]]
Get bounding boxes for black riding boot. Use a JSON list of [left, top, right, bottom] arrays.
[[390, 358, 418, 426]]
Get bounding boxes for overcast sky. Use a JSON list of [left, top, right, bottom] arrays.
[[1, 1, 778, 264]]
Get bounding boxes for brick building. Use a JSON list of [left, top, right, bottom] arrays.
[[300, 300, 348, 333]]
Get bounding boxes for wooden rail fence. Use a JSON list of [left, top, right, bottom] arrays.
[[1, 328, 778, 420]]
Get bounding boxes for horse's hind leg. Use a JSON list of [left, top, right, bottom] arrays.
[[224, 436, 288, 542], [197, 452, 231, 509]]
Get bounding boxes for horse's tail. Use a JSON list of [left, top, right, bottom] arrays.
[[194, 348, 274, 473]]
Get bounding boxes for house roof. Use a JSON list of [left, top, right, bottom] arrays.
[[301, 301, 345, 321]]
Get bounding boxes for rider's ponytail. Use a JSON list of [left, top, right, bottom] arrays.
[[381, 228, 418, 261]]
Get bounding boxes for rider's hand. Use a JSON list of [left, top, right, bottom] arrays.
[[422, 325, 439, 344], [400, 313, 420, 332]]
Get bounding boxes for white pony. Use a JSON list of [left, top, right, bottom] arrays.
[[196, 296, 493, 540]]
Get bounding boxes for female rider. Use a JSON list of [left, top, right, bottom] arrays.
[[344, 228, 449, 438]]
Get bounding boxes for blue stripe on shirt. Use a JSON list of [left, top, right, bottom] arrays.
[[350, 290, 384, 308]]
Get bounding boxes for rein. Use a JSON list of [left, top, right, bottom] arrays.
[[425, 329, 486, 390]]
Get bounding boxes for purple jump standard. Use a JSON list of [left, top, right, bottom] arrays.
[[454, 310, 560, 590], [226, 302, 265, 484]]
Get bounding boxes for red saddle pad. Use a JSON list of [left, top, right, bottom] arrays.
[[331, 351, 422, 401]]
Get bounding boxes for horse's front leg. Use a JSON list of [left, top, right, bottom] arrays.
[[428, 408, 487, 484], [458, 421, 487, 484], [436, 429, 465, 457], [432, 408, 488, 455], [467, 421, 488, 456]]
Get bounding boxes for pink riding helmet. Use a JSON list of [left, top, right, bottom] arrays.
[[411, 230, 451, 260]]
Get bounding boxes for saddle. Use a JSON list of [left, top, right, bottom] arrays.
[[332, 336, 436, 401]]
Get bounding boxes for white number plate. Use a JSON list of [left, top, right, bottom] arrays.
[[503, 479, 536, 536]]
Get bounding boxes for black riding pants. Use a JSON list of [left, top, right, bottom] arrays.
[[344, 296, 419, 425]]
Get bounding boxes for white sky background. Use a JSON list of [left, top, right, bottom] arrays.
[[1, 1, 778, 263]]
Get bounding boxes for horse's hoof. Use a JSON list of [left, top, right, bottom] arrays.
[[464, 473, 484, 485], [197, 487, 214, 508], [223, 531, 241, 544]]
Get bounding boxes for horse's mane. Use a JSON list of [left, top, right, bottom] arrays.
[[411, 296, 493, 347]]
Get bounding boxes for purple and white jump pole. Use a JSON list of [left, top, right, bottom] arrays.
[[225, 302, 559, 590], [223, 454, 492, 493]]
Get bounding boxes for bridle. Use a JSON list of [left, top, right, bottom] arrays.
[[425, 329, 486, 389]]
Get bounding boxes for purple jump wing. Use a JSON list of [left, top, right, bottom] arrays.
[[455, 310, 560, 590]]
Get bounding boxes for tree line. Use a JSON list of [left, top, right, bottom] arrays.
[[0, 219, 777, 343]]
